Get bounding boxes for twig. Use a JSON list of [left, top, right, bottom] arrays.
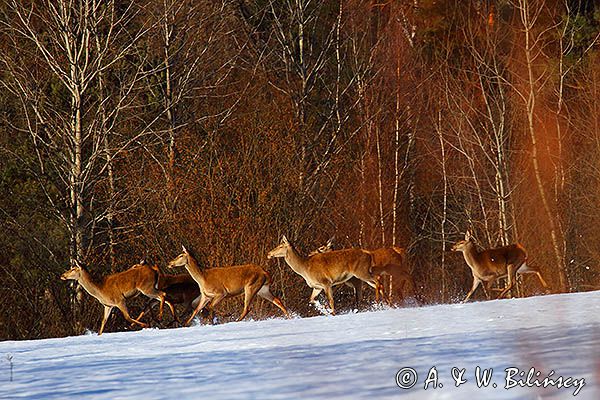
[[6, 354, 13, 382]]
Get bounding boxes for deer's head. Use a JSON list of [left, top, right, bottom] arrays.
[[267, 235, 291, 259], [168, 245, 191, 269], [61, 264, 83, 281], [452, 230, 474, 252]]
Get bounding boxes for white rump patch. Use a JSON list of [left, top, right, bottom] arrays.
[[518, 262, 534, 273]]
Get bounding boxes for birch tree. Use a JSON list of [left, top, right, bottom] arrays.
[[0, 0, 150, 270]]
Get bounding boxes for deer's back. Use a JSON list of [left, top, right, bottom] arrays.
[[480, 243, 526, 267], [201, 264, 268, 294], [163, 281, 200, 304], [369, 247, 408, 273], [306, 249, 371, 280], [103, 265, 157, 299], [158, 273, 195, 290]]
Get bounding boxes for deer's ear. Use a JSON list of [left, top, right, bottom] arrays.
[[281, 235, 289, 244], [182, 245, 188, 253]]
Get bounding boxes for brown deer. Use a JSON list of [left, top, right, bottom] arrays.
[[60, 262, 175, 335], [167, 246, 289, 325], [267, 235, 377, 315], [312, 239, 415, 305], [135, 264, 204, 325], [368, 247, 415, 304], [308, 238, 364, 307], [452, 230, 550, 302]]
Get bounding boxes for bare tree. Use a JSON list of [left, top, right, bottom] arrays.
[[0, 1, 151, 270], [511, 0, 567, 291]]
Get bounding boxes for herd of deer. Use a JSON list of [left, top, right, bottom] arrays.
[[60, 231, 550, 335]]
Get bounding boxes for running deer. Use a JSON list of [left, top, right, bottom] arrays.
[[312, 239, 415, 305], [368, 247, 415, 304], [267, 235, 377, 314], [60, 262, 175, 335], [452, 231, 550, 303], [135, 263, 204, 325], [167, 246, 289, 325], [308, 238, 364, 308]]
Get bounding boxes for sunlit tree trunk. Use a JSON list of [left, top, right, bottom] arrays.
[[516, 0, 567, 291]]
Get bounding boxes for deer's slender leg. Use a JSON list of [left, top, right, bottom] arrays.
[[199, 293, 226, 325], [309, 287, 323, 305], [257, 285, 290, 317], [238, 285, 261, 321], [139, 287, 175, 321], [134, 300, 153, 323], [463, 278, 481, 303], [520, 270, 551, 294], [162, 297, 176, 321], [185, 294, 211, 326], [498, 264, 518, 299], [481, 281, 491, 300], [272, 296, 289, 318], [208, 293, 226, 309], [535, 272, 550, 293], [354, 280, 363, 309], [324, 285, 335, 315], [116, 303, 148, 329], [98, 306, 113, 335], [375, 276, 383, 302]]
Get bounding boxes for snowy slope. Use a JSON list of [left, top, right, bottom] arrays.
[[1, 291, 599, 399]]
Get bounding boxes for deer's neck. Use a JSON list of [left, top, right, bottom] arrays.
[[284, 246, 309, 277], [184, 255, 206, 285], [462, 243, 482, 270], [77, 270, 107, 303]]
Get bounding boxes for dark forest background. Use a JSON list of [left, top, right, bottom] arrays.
[[0, 0, 599, 340]]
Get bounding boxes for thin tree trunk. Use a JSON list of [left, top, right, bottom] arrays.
[[162, 0, 177, 212], [437, 110, 448, 302], [359, 144, 366, 247], [519, 0, 567, 291], [392, 58, 401, 246], [553, 1, 570, 290], [375, 125, 386, 245], [93, 1, 116, 271]]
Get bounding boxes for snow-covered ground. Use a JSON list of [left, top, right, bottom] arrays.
[[1, 291, 599, 399]]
